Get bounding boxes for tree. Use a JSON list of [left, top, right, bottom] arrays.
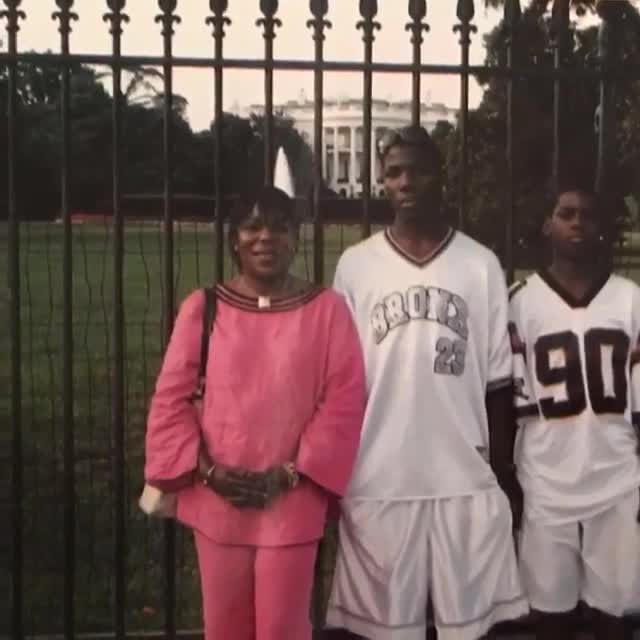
[[439, 0, 640, 261], [0, 58, 315, 221], [204, 111, 315, 199]]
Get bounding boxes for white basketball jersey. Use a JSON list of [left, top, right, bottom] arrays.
[[510, 271, 640, 525], [333, 228, 512, 499]]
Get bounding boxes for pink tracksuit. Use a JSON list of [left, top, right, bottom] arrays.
[[144, 284, 365, 640]]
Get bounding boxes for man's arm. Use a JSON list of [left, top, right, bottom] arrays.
[[485, 257, 521, 528]]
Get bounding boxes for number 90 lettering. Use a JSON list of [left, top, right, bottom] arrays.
[[534, 328, 629, 419]]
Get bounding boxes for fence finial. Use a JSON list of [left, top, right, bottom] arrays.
[[406, 0, 429, 45], [155, 0, 181, 37], [454, 0, 477, 45], [260, 0, 279, 18], [408, 0, 426, 22], [310, 0, 328, 18], [206, 0, 230, 37], [357, 0, 381, 42], [359, 0, 378, 21], [0, 0, 26, 36], [52, 1, 79, 37], [307, 0, 332, 41], [209, 0, 228, 14], [456, 0, 474, 24], [257, 0, 281, 39], [103, 0, 129, 36]]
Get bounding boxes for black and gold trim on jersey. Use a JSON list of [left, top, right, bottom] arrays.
[[216, 283, 324, 312], [384, 226, 455, 267], [537, 269, 611, 309]]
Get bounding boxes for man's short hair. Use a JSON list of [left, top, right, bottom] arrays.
[[377, 125, 443, 172]]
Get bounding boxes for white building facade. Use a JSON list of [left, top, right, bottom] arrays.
[[240, 97, 457, 197]]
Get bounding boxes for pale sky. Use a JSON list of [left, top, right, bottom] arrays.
[[5, 0, 601, 132]]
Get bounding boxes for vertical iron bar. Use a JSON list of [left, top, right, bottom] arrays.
[[207, 1, 230, 282], [357, 0, 380, 239], [308, 0, 330, 285], [155, 3, 180, 637], [454, 0, 476, 232], [406, 0, 429, 127], [53, 3, 78, 638], [1, 2, 25, 639], [258, 0, 281, 186], [504, 0, 520, 283], [595, 1, 620, 194], [103, 3, 129, 638], [551, 0, 569, 190]]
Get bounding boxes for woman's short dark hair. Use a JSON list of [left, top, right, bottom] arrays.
[[227, 186, 299, 266]]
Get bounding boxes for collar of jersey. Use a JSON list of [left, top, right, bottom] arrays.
[[384, 226, 455, 267], [537, 269, 611, 308], [215, 283, 324, 312]]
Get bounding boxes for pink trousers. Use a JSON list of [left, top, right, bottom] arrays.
[[194, 531, 318, 640]]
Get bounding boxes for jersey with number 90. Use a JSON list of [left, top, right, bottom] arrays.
[[510, 271, 640, 525], [333, 229, 512, 500]]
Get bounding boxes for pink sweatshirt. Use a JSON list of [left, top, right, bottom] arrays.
[[144, 284, 366, 546]]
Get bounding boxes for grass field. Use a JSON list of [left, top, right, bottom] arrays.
[[3, 221, 640, 635]]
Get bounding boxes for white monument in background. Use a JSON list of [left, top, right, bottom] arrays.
[[273, 146, 295, 198], [240, 94, 457, 198]]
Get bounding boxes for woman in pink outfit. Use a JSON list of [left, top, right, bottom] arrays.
[[144, 186, 366, 640]]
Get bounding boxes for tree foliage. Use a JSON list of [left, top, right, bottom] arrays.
[[0, 59, 314, 221], [439, 0, 640, 261]]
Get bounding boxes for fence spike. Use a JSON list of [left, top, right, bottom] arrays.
[[504, 0, 522, 30], [408, 0, 426, 22], [456, 0, 474, 24], [0, 0, 26, 35]]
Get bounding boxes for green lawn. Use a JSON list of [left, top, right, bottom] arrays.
[[2, 221, 640, 635]]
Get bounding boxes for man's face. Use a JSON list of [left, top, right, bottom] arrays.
[[382, 145, 442, 221], [544, 190, 601, 262]]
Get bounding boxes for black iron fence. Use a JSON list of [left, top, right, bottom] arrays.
[[2, 0, 639, 638]]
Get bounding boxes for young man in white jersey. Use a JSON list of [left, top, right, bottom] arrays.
[[325, 126, 528, 640], [509, 175, 640, 639]]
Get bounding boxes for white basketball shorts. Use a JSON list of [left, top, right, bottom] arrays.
[[519, 488, 640, 617], [326, 488, 528, 640]]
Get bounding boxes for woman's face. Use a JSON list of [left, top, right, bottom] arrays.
[[235, 205, 298, 282]]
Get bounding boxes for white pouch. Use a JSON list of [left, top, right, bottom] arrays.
[[138, 484, 177, 519]]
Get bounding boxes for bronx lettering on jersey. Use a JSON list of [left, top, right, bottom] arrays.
[[371, 285, 469, 376]]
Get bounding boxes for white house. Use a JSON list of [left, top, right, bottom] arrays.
[[239, 96, 457, 197]]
